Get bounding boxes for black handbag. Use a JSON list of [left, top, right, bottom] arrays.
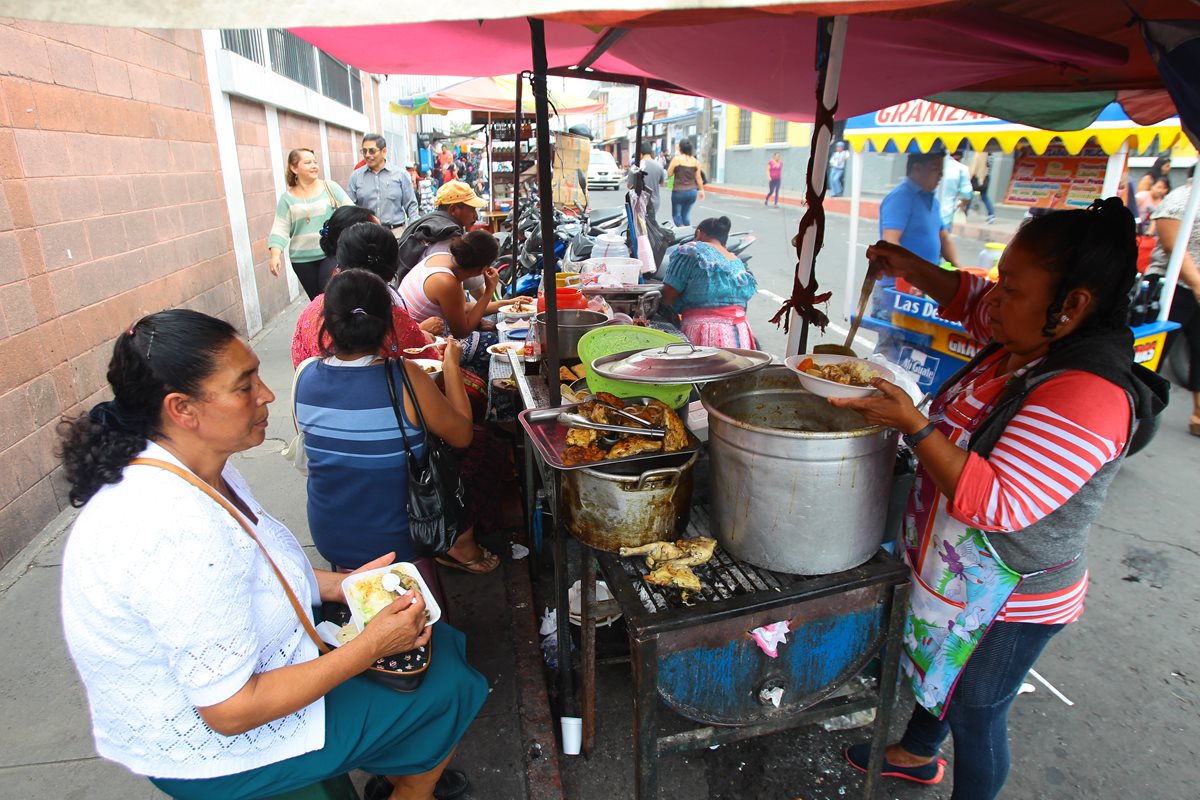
[[384, 359, 465, 557]]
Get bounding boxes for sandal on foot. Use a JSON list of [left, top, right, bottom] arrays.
[[845, 743, 946, 785], [1189, 421, 1200, 437], [366, 769, 470, 800], [436, 546, 500, 575]]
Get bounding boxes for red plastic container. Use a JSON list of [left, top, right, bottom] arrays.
[[537, 287, 587, 312]]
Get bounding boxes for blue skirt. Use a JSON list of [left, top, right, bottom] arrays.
[[151, 623, 488, 800]]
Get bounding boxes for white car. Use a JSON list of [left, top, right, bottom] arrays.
[[587, 150, 621, 190]]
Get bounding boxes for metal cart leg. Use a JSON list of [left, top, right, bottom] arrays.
[[581, 549, 597, 755], [864, 581, 911, 800], [552, 512, 574, 716], [632, 637, 659, 800]]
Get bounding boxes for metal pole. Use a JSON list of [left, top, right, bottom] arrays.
[[786, 15, 848, 356], [486, 111, 494, 216], [634, 80, 647, 169], [843, 148, 865, 323], [530, 20, 561, 408], [513, 73, 525, 259]]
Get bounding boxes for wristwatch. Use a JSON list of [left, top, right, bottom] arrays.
[[902, 421, 937, 448]]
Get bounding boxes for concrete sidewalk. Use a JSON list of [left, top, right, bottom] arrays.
[[0, 301, 563, 800]]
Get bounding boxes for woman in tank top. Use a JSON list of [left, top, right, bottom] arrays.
[[667, 139, 706, 226]]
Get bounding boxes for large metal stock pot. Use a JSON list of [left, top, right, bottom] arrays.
[[700, 366, 899, 575], [560, 450, 696, 552]]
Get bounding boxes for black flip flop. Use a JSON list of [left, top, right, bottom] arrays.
[[845, 743, 946, 785], [365, 769, 470, 800]]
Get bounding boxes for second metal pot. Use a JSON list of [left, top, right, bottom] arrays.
[[534, 309, 609, 361], [560, 450, 696, 552]]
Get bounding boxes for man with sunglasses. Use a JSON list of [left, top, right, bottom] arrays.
[[347, 134, 419, 238]]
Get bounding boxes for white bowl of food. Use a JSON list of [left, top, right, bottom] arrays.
[[785, 354, 894, 399], [341, 563, 441, 631], [487, 342, 524, 359], [500, 301, 536, 320], [410, 358, 443, 378]]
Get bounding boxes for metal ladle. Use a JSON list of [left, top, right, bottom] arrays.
[[813, 268, 876, 358]]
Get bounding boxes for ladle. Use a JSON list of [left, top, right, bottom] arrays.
[[813, 269, 875, 358]]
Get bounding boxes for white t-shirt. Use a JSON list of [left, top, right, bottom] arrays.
[[60, 442, 325, 779]]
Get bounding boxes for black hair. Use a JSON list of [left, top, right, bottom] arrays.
[[696, 216, 732, 246], [336, 222, 400, 282], [449, 230, 499, 272], [57, 310, 239, 506], [320, 205, 376, 258], [678, 140, 694, 156], [1149, 154, 1171, 177], [1013, 197, 1137, 338], [906, 152, 943, 174], [318, 269, 392, 357], [362, 133, 386, 150]]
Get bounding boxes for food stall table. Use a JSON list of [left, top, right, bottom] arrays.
[[510, 359, 911, 800]]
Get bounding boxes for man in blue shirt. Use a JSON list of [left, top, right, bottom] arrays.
[[879, 152, 961, 268], [348, 133, 419, 237]]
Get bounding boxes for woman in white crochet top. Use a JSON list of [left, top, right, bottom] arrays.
[[58, 309, 486, 800]]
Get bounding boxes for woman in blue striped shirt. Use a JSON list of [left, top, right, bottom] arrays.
[[296, 269, 498, 579]]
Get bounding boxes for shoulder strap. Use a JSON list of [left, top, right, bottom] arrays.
[[324, 180, 339, 209], [383, 360, 424, 468], [129, 457, 330, 655], [290, 357, 321, 436]]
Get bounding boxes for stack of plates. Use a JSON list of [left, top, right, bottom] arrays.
[[567, 580, 621, 627]]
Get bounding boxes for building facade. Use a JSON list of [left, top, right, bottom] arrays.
[[0, 19, 380, 566], [722, 105, 814, 192]]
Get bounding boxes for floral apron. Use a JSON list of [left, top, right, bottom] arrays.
[[899, 356, 1075, 719]]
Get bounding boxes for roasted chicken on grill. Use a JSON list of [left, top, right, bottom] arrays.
[[644, 562, 702, 592]]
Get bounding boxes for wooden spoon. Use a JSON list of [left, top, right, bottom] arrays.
[[813, 268, 876, 357]]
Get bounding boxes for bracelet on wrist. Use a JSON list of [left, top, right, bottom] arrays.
[[902, 421, 937, 448]]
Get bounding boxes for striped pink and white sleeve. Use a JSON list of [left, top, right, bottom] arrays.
[[937, 273, 994, 344], [949, 372, 1131, 533]]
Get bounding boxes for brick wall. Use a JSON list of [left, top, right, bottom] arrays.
[[0, 20, 243, 565], [327, 124, 357, 189]]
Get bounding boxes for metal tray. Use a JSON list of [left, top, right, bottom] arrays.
[[518, 401, 702, 472]]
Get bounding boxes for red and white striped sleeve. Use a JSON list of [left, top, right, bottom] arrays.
[[949, 371, 1131, 533], [937, 273, 994, 345]]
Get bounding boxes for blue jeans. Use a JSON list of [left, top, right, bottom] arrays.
[[765, 178, 781, 205], [899, 621, 1064, 800], [671, 188, 698, 226], [829, 167, 845, 197]]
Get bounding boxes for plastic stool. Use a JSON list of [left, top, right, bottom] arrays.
[[263, 774, 360, 800]]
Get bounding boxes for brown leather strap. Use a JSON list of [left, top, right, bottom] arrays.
[[129, 458, 330, 654]]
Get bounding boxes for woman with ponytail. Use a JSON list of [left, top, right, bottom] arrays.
[[291, 221, 437, 366], [833, 199, 1168, 799], [58, 309, 486, 800], [296, 269, 499, 577], [661, 215, 758, 348]]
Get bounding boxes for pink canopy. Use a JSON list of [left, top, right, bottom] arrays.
[[426, 75, 605, 115], [293, 2, 1176, 124]]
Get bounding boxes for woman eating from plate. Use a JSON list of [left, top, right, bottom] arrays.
[[832, 198, 1167, 800], [398, 230, 527, 374], [59, 309, 487, 800], [297, 269, 500, 578], [661, 216, 758, 349]]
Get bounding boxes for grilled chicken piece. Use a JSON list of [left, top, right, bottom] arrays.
[[644, 562, 702, 592], [565, 426, 599, 447], [562, 444, 606, 466], [606, 436, 663, 459], [619, 541, 687, 562], [594, 392, 625, 409], [667, 537, 717, 567], [620, 537, 717, 568], [647, 399, 688, 452], [623, 404, 665, 426]]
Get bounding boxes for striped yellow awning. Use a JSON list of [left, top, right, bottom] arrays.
[[845, 121, 1181, 156]]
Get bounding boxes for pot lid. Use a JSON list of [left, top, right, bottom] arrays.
[[590, 342, 772, 384]]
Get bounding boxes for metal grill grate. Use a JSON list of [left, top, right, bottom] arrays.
[[618, 504, 801, 615]]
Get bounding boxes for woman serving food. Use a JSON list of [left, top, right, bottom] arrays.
[[830, 199, 1167, 800]]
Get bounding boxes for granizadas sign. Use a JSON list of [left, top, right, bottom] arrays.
[[875, 101, 998, 127]]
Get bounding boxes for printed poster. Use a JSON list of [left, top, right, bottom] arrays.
[[1002, 145, 1114, 210]]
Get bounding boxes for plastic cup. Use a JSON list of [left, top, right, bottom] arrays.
[[560, 716, 583, 755]]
